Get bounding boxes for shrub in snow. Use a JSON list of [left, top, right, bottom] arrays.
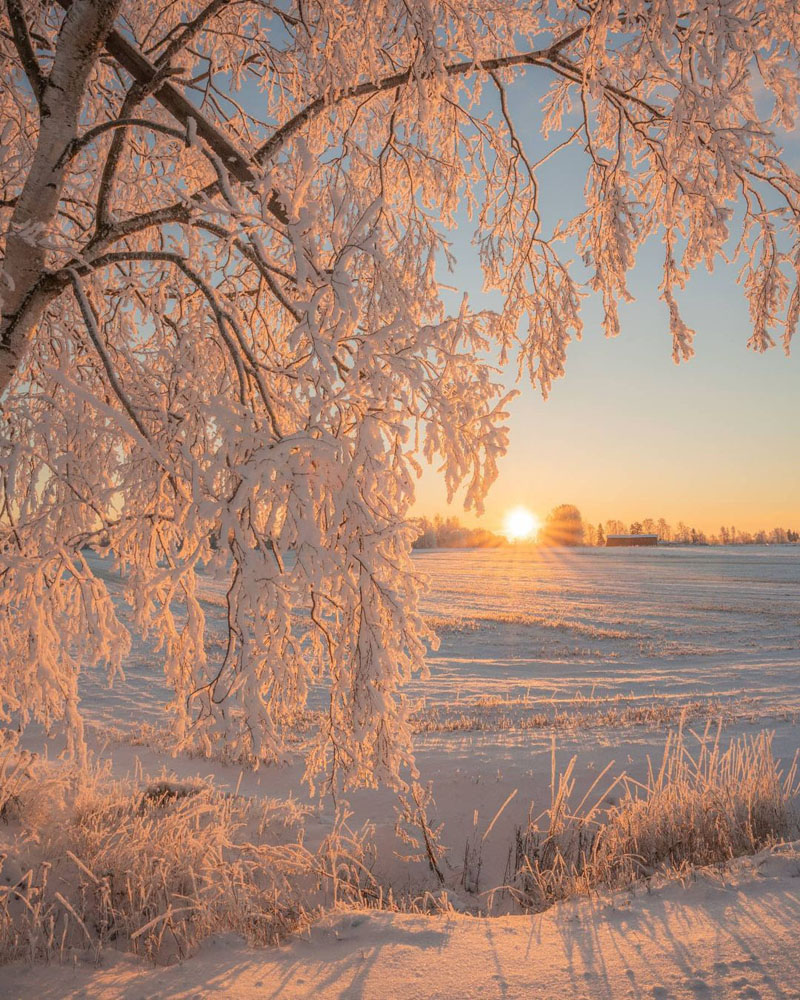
[[504, 726, 799, 912], [0, 744, 377, 963]]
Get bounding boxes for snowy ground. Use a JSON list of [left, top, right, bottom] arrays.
[[4, 545, 800, 997], [4, 846, 800, 999]]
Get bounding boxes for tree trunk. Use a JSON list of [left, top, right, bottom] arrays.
[[0, 0, 123, 396]]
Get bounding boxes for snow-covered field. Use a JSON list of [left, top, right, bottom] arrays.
[[72, 544, 800, 735], [3, 545, 800, 998]]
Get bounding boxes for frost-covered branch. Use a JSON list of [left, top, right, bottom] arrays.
[[0, 0, 798, 791]]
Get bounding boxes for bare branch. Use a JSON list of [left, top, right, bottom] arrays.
[[5, 0, 45, 103], [61, 117, 186, 167], [67, 268, 155, 447]]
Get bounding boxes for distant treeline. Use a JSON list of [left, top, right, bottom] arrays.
[[412, 510, 800, 549], [411, 515, 506, 549], [586, 519, 800, 546]]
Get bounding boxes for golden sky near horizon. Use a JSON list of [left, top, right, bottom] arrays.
[[414, 260, 799, 537]]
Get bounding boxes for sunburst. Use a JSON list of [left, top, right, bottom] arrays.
[[503, 506, 540, 542]]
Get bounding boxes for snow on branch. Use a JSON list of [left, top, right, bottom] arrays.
[[0, 0, 798, 790]]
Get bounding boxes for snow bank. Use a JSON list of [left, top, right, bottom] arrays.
[[3, 843, 800, 999]]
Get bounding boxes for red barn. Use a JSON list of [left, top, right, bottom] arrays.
[[606, 534, 659, 547]]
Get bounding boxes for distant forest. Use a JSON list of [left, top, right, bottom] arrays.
[[411, 515, 507, 549], [585, 518, 800, 547], [412, 509, 800, 549]]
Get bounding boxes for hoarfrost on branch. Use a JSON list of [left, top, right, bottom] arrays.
[[0, 0, 797, 789]]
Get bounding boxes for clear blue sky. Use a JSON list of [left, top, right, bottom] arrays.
[[413, 71, 799, 535]]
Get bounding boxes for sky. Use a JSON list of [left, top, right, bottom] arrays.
[[411, 73, 799, 537]]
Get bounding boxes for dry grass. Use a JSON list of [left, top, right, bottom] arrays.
[[2, 721, 797, 964], [411, 696, 733, 734], [112, 693, 750, 752], [0, 740, 382, 965], [495, 723, 799, 912]]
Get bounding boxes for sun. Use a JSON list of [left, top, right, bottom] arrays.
[[503, 506, 540, 542]]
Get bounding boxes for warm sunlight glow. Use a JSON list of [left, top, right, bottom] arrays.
[[503, 506, 540, 542]]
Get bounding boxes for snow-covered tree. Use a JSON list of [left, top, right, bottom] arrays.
[[1, 1, 798, 788], [541, 504, 586, 546]]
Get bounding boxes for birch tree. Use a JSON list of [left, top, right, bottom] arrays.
[[0, 1, 798, 788]]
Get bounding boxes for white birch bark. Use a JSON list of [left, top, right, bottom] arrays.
[[0, 0, 122, 392]]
